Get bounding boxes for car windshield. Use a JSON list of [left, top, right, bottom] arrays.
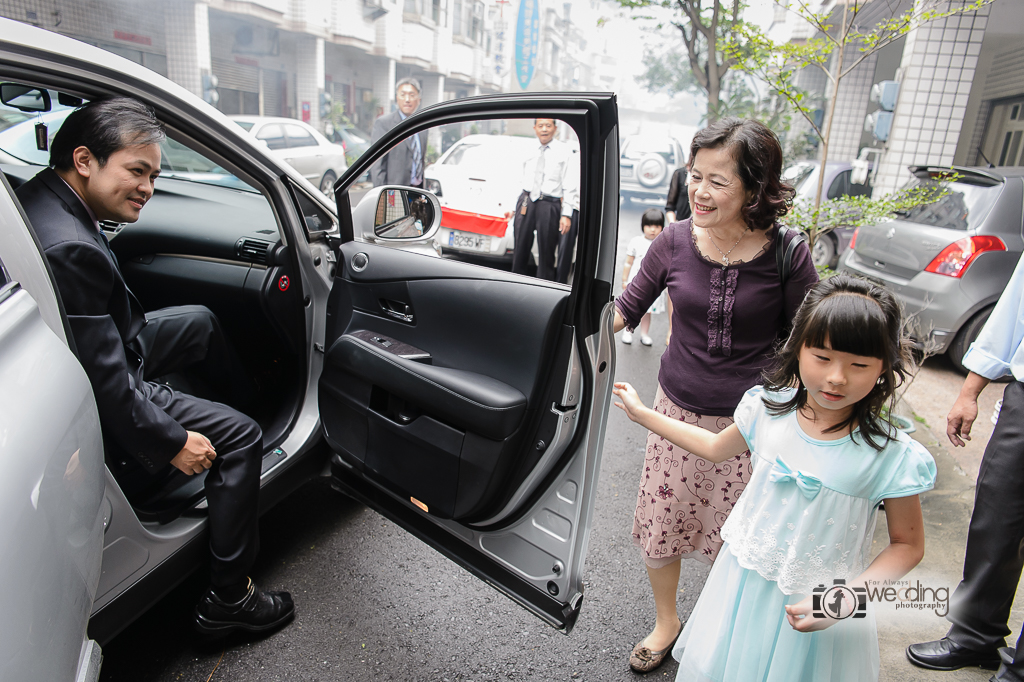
[[0, 90, 256, 193], [343, 128, 368, 145], [782, 163, 815, 193], [443, 142, 487, 166], [900, 178, 1002, 231]]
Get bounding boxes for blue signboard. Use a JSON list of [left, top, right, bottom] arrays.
[[515, 0, 539, 90]]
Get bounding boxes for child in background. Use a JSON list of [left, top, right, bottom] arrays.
[[613, 276, 936, 682], [621, 208, 666, 346]]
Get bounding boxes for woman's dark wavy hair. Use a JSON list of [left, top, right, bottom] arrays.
[[689, 117, 794, 232], [762, 275, 914, 451]]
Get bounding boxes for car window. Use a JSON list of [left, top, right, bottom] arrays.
[[233, 120, 255, 132], [256, 124, 287, 150], [0, 88, 253, 193], [356, 117, 581, 284], [901, 178, 1002, 231], [622, 138, 676, 165], [283, 124, 317, 149], [826, 170, 850, 200]]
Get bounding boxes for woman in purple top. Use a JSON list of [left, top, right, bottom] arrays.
[[616, 118, 819, 673]]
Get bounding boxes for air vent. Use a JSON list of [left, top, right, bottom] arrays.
[[236, 238, 272, 264]]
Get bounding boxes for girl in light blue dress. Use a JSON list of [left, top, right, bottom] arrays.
[[614, 275, 937, 682]]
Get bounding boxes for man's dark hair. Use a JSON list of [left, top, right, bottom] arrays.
[[50, 97, 165, 171], [689, 117, 793, 232]]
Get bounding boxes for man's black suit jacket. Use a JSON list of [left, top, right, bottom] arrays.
[[17, 168, 187, 472], [369, 109, 428, 187]]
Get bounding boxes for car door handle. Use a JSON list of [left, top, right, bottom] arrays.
[[379, 298, 414, 323]]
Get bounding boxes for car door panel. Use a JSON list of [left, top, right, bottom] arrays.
[[323, 93, 618, 632], [320, 242, 571, 520]]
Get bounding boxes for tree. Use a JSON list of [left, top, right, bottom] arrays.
[[729, 0, 993, 213], [617, 0, 747, 121]]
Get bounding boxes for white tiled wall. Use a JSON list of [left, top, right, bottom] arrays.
[[826, 45, 878, 164], [874, 0, 990, 195]]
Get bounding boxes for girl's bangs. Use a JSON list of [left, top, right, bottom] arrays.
[[801, 293, 889, 359]]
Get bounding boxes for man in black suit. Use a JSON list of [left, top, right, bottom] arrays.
[[370, 77, 428, 187], [16, 98, 294, 636]]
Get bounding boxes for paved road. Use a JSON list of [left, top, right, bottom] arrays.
[[98, 202, 1021, 682]]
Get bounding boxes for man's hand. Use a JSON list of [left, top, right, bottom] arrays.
[[947, 372, 991, 448], [559, 216, 572, 234], [170, 431, 217, 475]]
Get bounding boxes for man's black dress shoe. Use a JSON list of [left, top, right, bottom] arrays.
[[194, 579, 295, 636], [906, 637, 1001, 671]]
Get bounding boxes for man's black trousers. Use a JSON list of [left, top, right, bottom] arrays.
[[111, 305, 262, 589], [511, 191, 561, 281], [948, 379, 1024, 678]]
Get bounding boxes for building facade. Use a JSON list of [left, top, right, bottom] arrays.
[[769, 0, 1024, 196], [0, 0, 615, 139]]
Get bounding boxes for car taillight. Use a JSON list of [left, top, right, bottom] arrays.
[[849, 227, 859, 250], [923, 235, 1006, 278]]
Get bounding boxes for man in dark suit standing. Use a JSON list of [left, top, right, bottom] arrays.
[[370, 77, 428, 188], [16, 98, 294, 636]]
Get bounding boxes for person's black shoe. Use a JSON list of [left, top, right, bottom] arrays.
[[906, 637, 1001, 671], [194, 579, 294, 637]]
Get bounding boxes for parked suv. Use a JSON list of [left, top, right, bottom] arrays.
[[0, 20, 620, 681], [619, 134, 686, 204], [838, 166, 1024, 372]]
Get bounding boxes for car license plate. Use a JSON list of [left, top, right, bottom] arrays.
[[448, 231, 491, 252]]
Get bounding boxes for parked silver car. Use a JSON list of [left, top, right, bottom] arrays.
[[619, 134, 686, 204], [783, 160, 873, 268], [230, 115, 348, 200], [838, 166, 1023, 372], [0, 19, 620, 681]]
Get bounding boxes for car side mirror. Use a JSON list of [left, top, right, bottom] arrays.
[[0, 84, 51, 112], [371, 188, 440, 240], [349, 185, 441, 246]]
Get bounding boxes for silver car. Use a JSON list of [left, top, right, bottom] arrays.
[[619, 134, 686, 204], [230, 115, 348, 200], [838, 166, 1024, 372], [0, 18, 620, 681], [783, 161, 873, 268]]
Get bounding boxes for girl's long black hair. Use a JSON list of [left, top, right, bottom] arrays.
[[762, 275, 913, 451]]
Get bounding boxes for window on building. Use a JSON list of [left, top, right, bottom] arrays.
[[453, 0, 463, 35], [471, 1, 484, 44], [404, 0, 417, 12], [433, 0, 441, 22], [550, 43, 560, 73]]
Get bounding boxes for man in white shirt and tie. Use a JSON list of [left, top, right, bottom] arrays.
[[509, 119, 577, 281]]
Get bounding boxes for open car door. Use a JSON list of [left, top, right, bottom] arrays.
[[320, 94, 618, 632]]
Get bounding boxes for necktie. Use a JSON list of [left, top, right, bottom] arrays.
[[98, 228, 146, 322], [99, 229, 121, 271], [411, 134, 422, 186], [530, 145, 547, 202]]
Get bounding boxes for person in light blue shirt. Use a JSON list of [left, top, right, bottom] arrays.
[[907, 253, 1024, 679]]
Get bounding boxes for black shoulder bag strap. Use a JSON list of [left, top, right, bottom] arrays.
[[776, 225, 807, 285]]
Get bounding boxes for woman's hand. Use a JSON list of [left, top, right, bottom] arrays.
[[613, 382, 650, 424], [785, 595, 841, 633]]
